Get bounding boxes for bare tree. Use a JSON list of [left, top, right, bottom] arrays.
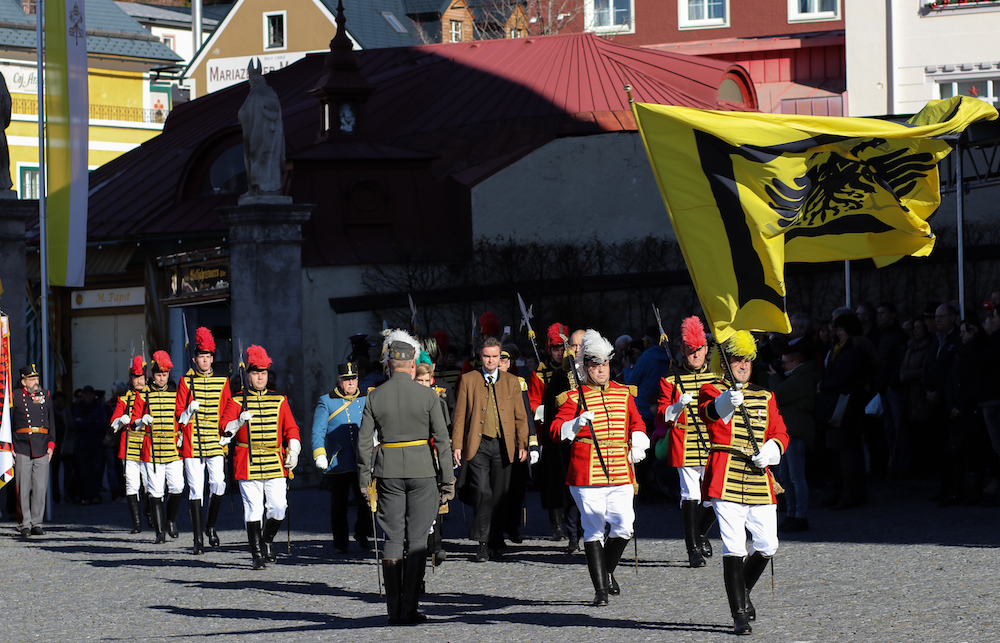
[[526, 0, 586, 36]]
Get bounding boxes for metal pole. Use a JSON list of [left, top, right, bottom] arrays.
[[36, 0, 52, 522], [956, 145, 966, 321], [844, 260, 851, 309], [192, 0, 202, 64]]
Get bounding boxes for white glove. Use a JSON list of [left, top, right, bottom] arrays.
[[664, 392, 694, 423], [130, 417, 145, 431], [529, 450, 539, 465], [751, 439, 781, 468], [179, 400, 201, 425], [714, 387, 744, 424], [142, 414, 154, 427], [111, 415, 128, 433], [218, 431, 234, 447], [629, 431, 650, 464], [239, 411, 253, 423], [561, 411, 595, 441], [176, 433, 183, 449], [315, 454, 329, 471], [285, 439, 301, 469], [533, 405, 545, 423]]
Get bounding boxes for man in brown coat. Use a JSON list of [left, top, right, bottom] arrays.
[[453, 336, 529, 561]]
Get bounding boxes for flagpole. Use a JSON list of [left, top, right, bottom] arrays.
[[37, 1, 52, 521], [844, 260, 851, 308], [956, 145, 965, 321]]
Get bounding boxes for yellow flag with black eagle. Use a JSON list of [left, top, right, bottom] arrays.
[[633, 96, 997, 342]]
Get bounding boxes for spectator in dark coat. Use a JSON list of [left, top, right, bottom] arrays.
[[818, 313, 871, 510], [899, 318, 933, 478], [769, 339, 820, 532], [875, 303, 908, 476]]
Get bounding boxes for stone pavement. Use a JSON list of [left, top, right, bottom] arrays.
[[0, 478, 995, 642]]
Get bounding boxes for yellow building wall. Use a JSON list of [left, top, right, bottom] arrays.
[[7, 67, 164, 197], [189, 0, 338, 96]]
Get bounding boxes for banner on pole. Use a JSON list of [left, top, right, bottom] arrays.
[[1, 314, 15, 489], [45, 0, 89, 288]]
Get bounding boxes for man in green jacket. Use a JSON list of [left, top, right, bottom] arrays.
[[358, 330, 455, 625]]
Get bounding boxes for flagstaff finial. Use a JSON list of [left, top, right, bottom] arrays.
[[625, 84, 633, 103]]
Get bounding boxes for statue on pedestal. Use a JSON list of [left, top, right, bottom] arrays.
[[237, 59, 286, 202]]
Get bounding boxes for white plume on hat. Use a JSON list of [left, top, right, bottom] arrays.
[[581, 329, 614, 364], [380, 329, 420, 364]]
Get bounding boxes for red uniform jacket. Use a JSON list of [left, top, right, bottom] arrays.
[[656, 366, 716, 468], [698, 381, 789, 505], [220, 388, 300, 481], [551, 381, 645, 487], [111, 391, 148, 461]]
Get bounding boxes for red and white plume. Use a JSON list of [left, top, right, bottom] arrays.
[[195, 327, 216, 353], [680, 316, 707, 350], [479, 312, 501, 338], [546, 322, 569, 347], [246, 345, 272, 370], [130, 355, 145, 376], [152, 350, 173, 372]]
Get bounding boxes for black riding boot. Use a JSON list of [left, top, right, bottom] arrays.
[[143, 490, 153, 528], [247, 520, 266, 570], [400, 552, 428, 624], [382, 558, 404, 625], [262, 517, 282, 563], [150, 496, 167, 543], [743, 551, 770, 622], [584, 540, 609, 606], [682, 500, 706, 567], [127, 494, 143, 534], [166, 493, 182, 538], [723, 555, 752, 635], [697, 502, 716, 557], [189, 499, 205, 555], [205, 494, 223, 547], [604, 536, 629, 596]]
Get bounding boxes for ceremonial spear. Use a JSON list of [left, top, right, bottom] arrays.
[[516, 293, 541, 363]]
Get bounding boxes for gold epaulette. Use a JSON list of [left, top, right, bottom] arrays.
[[518, 376, 527, 392], [555, 391, 570, 407], [628, 385, 638, 397], [367, 386, 376, 394]]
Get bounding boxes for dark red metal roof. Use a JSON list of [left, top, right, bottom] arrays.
[[83, 32, 756, 242]]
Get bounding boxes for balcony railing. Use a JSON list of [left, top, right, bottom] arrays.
[[12, 97, 170, 124]]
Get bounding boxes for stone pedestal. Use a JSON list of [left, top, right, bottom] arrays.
[[218, 200, 314, 425], [0, 199, 38, 376]]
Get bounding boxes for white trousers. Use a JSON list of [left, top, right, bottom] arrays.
[[711, 499, 778, 558], [123, 459, 147, 496], [570, 484, 635, 543], [239, 478, 288, 523], [184, 455, 226, 500], [677, 465, 706, 503], [143, 460, 185, 498]]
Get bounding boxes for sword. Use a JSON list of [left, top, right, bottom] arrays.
[[181, 311, 203, 460], [408, 294, 419, 337], [367, 477, 382, 597], [516, 293, 541, 363], [236, 340, 253, 467]]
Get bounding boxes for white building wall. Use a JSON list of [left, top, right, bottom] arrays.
[[471, 132, 670, 243], [850, 0, 1000, 117], [845, 0, 889, 117]]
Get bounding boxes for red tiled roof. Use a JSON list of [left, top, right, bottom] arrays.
[[83, 32, 756, 242]]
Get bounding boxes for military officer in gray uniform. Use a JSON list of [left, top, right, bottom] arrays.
[[358, 330, 455, 626]]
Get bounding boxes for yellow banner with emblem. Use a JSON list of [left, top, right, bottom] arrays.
[[633, 96, 996, 342]]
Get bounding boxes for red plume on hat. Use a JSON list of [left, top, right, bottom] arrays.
[[680, 316, 707, 350], [432, 330, 449, 354], [152, 350, 173, 373], [479, 312, 501, 338], [246, 345, 272, 371], [546, 322, 569, 347], [130, 355, 145, 377], [195, 327, 216, 353]]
